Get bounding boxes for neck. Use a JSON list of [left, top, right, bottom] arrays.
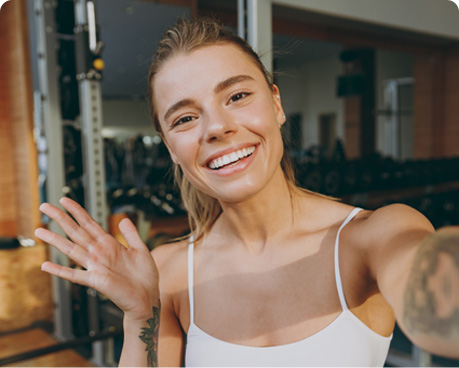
[[215, 167, 299, 254]]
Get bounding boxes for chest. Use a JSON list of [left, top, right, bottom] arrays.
[[182, 234, 352, 346]]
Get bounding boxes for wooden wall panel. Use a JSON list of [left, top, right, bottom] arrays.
[[413, 47, 459, 159], [344, 97, 361, 159], [9, 0, 41, 238], [0, 0, 53, 332], [413, 54, 436, 159], [0, 2, 18, 237], [0, 0, 41, 238]]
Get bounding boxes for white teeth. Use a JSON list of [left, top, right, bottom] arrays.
[[208, 146, 256, 170]]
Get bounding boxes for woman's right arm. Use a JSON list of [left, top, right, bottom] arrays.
[[35, 197, 169, 366]]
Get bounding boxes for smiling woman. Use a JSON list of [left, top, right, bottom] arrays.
[[36, 16, 459, 367], [152, 42, 287, 205], [147, 19, 302, 242]]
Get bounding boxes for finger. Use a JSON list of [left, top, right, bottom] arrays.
[[39, 202, 93, 250], [41, 261, 91, 287], [35, 227, 88, 268], [59, 197, 109, 244], [119, 218, 147, 250]]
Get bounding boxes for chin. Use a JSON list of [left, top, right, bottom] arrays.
[[208, 180, 267, 205], [184, 163, 282, 205]]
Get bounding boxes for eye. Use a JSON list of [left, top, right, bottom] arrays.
[[173, 115, 195, 127], [229, 92, 250, 103]]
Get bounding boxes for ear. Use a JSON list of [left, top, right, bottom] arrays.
[[161, 135, 179, 164], [271, 84, 286, 126]]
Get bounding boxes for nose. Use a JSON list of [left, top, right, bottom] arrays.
[[202, 107, 238, 142]]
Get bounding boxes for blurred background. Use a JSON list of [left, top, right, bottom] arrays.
[[0, 0, 459, 366]]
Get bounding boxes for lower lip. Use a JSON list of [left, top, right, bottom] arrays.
[[206, 146, 258, 177]]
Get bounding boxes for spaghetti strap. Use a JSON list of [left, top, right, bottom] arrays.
[[334, 207, 363, 311], [188, 236, 195, 325]]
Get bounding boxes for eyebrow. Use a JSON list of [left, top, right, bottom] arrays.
[[213, 74, 255, 94], [164, 98, 196, 122], [163, 74, 255, 122]]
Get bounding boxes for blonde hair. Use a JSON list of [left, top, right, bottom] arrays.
[[148, 17, 308, 241]]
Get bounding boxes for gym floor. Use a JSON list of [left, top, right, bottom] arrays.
[[0, 328, 93, 367]]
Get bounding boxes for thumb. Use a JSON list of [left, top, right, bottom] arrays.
[[119, 218, 146, 250]]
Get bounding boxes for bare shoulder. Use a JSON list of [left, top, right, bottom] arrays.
[[357, 203, 435, 243], [301, 195, 434, 242], [152, 238, 189, 273], [347, 203, 435, 280], [151, 238, 190, 292]]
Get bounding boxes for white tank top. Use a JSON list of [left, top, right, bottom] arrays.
[[185, 208, 392, 367]]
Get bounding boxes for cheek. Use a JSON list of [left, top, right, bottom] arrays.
[[239, 99, 279, 132], [167, 134, 200, 168], [248, 102, 283, 143]]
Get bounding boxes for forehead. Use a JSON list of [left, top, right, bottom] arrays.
[[152, 44, 267, 111]]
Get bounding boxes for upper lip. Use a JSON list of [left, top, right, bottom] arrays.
[[204, 143, 258, 167]]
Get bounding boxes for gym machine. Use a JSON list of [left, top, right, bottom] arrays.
[[33, 0, 73, 344], [32, 0, 115, 365]]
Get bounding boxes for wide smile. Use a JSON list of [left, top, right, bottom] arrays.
[[207, 145, 256, 170]]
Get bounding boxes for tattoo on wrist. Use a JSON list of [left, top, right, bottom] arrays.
[[403, 232, 459, 337], [139, 300, 161, 367]]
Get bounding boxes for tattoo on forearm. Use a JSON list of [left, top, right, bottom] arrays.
[[404, 232, 459, 338], [139, 300, 161, 367]]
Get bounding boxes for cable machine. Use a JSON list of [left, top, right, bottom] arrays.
[[33, 0, 73, 343], [32, 0, 112, 365]]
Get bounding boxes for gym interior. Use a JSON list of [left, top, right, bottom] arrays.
[[1, 0, 459, 366]]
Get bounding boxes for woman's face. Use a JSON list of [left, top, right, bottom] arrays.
[[152, 43, 285, 203]]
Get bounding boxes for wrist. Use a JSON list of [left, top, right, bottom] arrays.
[[123, 299, 160, 327]]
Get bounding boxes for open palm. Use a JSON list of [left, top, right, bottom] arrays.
[[36, 197, 159, 320]]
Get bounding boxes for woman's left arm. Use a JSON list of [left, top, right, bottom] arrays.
[[367, 204, 459, 359]]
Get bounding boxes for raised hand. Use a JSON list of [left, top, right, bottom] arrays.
[[35, 197, 159, 321]]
